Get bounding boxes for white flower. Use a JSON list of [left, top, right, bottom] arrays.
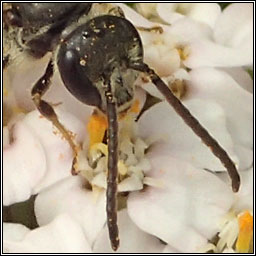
[[187, 68, 253, 170], [156, 3, 221, 29], [184, 3, 253, 68], [3, 215, 92, 253], [127, 3, 253, 68], [135, 3, 221, 29], [3, 108, 87, 205], [3, 87, 251, 252], [118, 4, 253, 171], [201, 167, 253, 253]]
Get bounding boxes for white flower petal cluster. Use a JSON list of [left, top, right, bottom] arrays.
[[3, 3, 253, 253]]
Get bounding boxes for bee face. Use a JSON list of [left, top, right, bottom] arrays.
[[57, 15, 143, 113]]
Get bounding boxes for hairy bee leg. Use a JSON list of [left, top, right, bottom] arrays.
[[31, 60, 80, 175], [105, 86, 119, 251], [131, 62, 240, 193], [136, 26, 163, 34]]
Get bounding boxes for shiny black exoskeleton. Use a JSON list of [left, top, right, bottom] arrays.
[[4, 3, 92, 57], [57, 15, 143, 112], [3, 3, 240, 252]]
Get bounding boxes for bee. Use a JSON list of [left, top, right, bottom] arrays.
[[3, 3, 240, 251]]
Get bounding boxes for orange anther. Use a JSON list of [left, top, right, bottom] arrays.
[[130, 99, 140, 114], [87, 113, 108, 148], [236, 211, 253, 253]]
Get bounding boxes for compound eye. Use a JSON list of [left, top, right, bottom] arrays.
[[3, 8, 22, 27], [57, 49, 102, 108]]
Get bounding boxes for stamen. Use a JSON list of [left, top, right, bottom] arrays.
[[89, 143, 108, 160], [119, 99, 140, 120], [79, 104, 152, 199], [169, 79, 186, 99], [176, 45, 190, 61], [118, 160, 128, 176], [236, 211, 253, 253], [87, 112, 108, 148], [130, 99, 140, 114]]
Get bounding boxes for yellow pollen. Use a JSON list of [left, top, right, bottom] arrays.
[[177, 46, 190, 61], [87, 113, 108, 148], [119, 100, 140, 121], [87, 100, 140, 148], [130, 99, 140, 114], [236, 211, 253, 253]]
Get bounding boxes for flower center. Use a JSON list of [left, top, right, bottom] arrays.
[[78, 101, 158, 194]]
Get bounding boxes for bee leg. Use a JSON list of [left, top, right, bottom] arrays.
[[31, 59, 80, 175], [130, 62, 240, 193], [105, 82, 119, 251]]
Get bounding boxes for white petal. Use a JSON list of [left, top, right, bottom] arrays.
[[222, 248, 236, 253], [128, 150, 234, 252], [118, 174, 143, 192], [186, 3, 221, 29], [91, 172, 107, 189], [184, 4, 253, 68], [35, 176, 106, 246], [7, 54, 50, 112], [115, 3, 158, 28], [3, 121, 46, 205], [157, 3, 221, 29], [45, 72, 94, 123], [144, 46, 180, 77], [162, 245, 180, 253], [157, 3, 184, 24], [233, 145, 253, 171], [3, 214, 92, 253], [22, 109, 86, 193], [214, 3, 253, 48], [138, 100, 238, 172], [187, 68, 253, 150], [4, 241, 35, 253], [216, 167, 253, 212], [168, 17, 213, 44], [93, 209, 165, 253], [8, 54, 94, 123], [220, 67, 253, 94], [234, 167, 253, 211], [3, 223, 30, 241], [184, 39, 253, 68]]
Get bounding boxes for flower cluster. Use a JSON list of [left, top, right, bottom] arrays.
[[3, 3, 253, 253]]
